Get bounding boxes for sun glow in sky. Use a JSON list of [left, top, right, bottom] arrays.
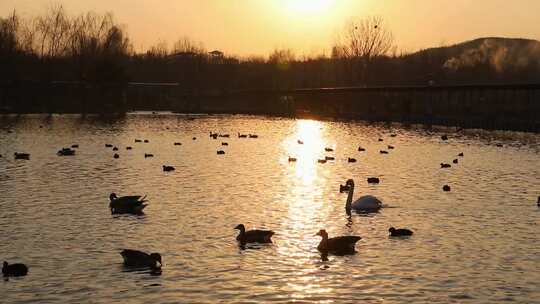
[[1, 0, 540, 56], [283, 0, 335, 15]]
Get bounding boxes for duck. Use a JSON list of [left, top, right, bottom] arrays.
[[120, 249, 161, 269], [358, 146, 366, 152], [389, 227, 413, 237], [317, 159, 327, 164], [234, 224, 274, 243], [443, 185, 451, 192], [2, 261, 28, 277], [112, 147, 119, 151], [135, 139, 142, 143], [57, 148, 75, 156], [325, 156, 335, 161], [458, 152, 464, 157], [109, 193, 148, 214], [71, 144, 79, 148], [192, 137, 197, 140], [453, 159, 458, 164], [14, 152, 30, 160], [325, 147, 334, 152], [378, 138, 383, 142], [348, 157, 357, 163], [163, 165, 175, 172], [537, 196, 540, 207], [113, 153, 120, 159], [316, 230, 361, 255], [209, 132, 218, 138], [297, 139, 304, 145], [248, 134, 258, 138], [380, 150, 389, 154], [238, 133, 248, 138], [343, 179, 382, 213], [105, 144, 113, 148], [144, 140, 149, 143], [390, 134, 397, 137], [126, 146, 132, 150], [174, 142, 182, 146], [388, 145, 394, 149], [441, 135, 448, 140], [219, 134, 230, 138], [217, 150, 225, 155], [440, 163, 451, 168], [144, 153, 154, 158], [288, 156, 297, 162], [367, 177, 380, 184], [222, 142, 228, 146]]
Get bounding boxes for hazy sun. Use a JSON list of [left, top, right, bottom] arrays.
[[285, 0, 335, 15]]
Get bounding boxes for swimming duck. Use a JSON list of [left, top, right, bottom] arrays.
[[109, 193, 148, 214], [144, 140, 149, 143], [120, 249, 161, 268], [192, 137, 197, 140], [358, 146, 366, 152], [238, 133, 248, 138], [14, 152, 30, 160], [440, 163, 451, 168], [453, 159, 458, 164], [317, 159, 327, 164], [388, 145, 394, 149], [378, 138, 383, 142], [441, 135, 448, 140], [217, 150, 225, 155], [316, 230, 361, 255], [135, 139, 142, 143], [126, 146, 132, 150], [2, 261, 28, 277], [367, 177, 380, 184], [234, 224, 274, 244], [105, 144, 113, 148], [209, 132, 218, 138], [219, 134, 230, 138], [380, 150, 389, 154], [343, 179, 382, 212], [71, 144, 79, 148], [163, 165, 175, 172], [144, 153, 154, 158], [113, 153, 119, 159], [222, 142, 228, 146], [248, 134, 259, 138], [57, 148, 76, 156], [297, 140, 304, 145], [325, 147, 334, 152], [325, 156, 335, 161], [288, 156, 297, 162], [443, 185, 451, 192], [537, 196, 539, 207], [348, 157, 357, 163], [390, 134, 397, 137], [174, 142, 182, 146], [112, 147, 119, 151], [389, 227, 413, 237], [458, 152, 464, 157]]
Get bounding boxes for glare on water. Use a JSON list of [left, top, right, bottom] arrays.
[[1, 113, 539, 303]]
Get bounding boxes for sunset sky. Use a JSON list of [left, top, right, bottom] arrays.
[[1, 0, 539, 56]]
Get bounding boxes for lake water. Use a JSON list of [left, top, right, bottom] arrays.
[[1, 113, 539, 303]]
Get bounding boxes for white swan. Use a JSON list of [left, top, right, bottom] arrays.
[[344, 179, 382, 212]]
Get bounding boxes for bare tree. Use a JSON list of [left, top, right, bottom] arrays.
[[172, 36, 205, 55], [334, 16, 394, 85]]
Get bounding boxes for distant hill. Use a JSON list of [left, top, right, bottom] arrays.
[[393, 37, 540, 85]]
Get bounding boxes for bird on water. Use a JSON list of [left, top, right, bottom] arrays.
[[342, 179, 382, 213], [234, 224, 274, 244], [109, 193, 148, 214], [2, 261, 28, 277], [316, 230, 361, 255], [389, 227, 414, 237], [120, 249, 162, 269]]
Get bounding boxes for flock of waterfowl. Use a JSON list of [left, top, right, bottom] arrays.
[[3, 129, 538, 279]]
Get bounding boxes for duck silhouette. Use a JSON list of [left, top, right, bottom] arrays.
[[2, 261, 28, 277], [389, 227, 413, 237], [109, 193, 147, 214], [120, 249, 161, 269], [316, 230, 361, 255], [234, 224, 274, 244]]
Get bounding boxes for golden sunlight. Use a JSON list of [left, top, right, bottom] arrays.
[[283, 0, 335, 15]]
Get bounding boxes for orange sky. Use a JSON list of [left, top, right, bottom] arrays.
[[1, 0, 539, 56]]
